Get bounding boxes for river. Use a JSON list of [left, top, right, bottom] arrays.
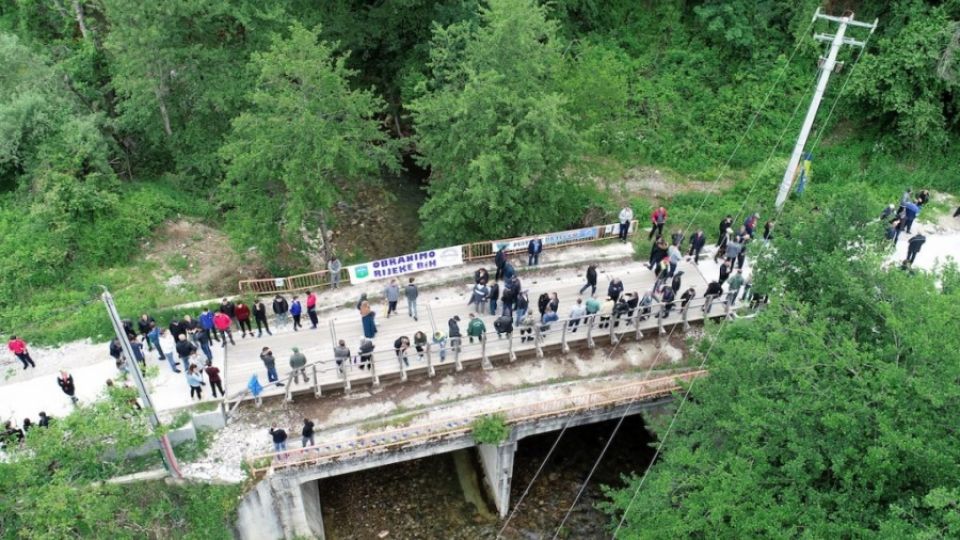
[[318, 414, 658, 539]]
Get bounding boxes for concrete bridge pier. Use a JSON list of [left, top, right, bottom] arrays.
[[236, 475, 325, 540], [477, 432, 518, 519]]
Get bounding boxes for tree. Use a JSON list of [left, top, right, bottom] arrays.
[[410, 0, 588, 245], [604, 190, 960, 537], [218, 23, 399, 259]]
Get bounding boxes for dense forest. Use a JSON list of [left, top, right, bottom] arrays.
[[1, 0, 958, 341]]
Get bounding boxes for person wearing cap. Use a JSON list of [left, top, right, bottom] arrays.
[[289, 347, 309, 384]]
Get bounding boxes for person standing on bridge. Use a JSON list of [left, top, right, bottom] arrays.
[[448, 315, 462, 353], [235, 302, 252, 338], [199, 308, 217, 343], [500, 284, 516, 317], [328, 256, 342, 289], [514, 290, 529, 326], [260, 347, 282, 386], [718, 259, 732, 285], [301, 418, 315, 448], [384, 279, 400, 318], [527, 237, 543, 266], [175, 335, 197, 373], [254, 298, 272, 337], [405, 278, 419, 321], [147, 323, 165, 361], [470, 282, 489, 315], [494, 245, 507, 281], [670, 229, 684, 247], [360, 301, 377, 339], [186, 365, 204, 401], [726, 270, 744, 306], [687, 230, 706, 264], [488, 281, 500, 316], [568, 299, 586, 332], [290, 296, 302, 331], [289, 347, 309, 384], [394, 336, 411, 367], [667, 243, 682, 277], [648, 236, 668, 269], [219, 298, 236, 327], [137, 314, 155, 351], [7, 336, 36, 370], [214, 310, 235, 346], [358, 338, 375, 370], [433, 331, 447, 362], [272, 295, 289, 328], [618, 205, 634, 242], [703, 281, 723, 314], [269, 426, 288, 453], [716, 213, 732, 242], [467, 314, 486, 344], [648, 206, 668, 240], [413, 331, 428, 361], [579, 264, 598, 297], [306, 290, 319, 329], [205, 363, 224, 398], [334, 340, 351, 374], [608, 278, 624, 303], [680, 287, 696, 309]]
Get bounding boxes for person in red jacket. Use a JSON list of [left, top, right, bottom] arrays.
[[306, 290, 319, 329], [7, 336, 36, 369], [213, 311, 236, 346], [235, 302, 252, 338], [648, 206, 668, 240]]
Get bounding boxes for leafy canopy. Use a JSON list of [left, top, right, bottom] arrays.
[[218, 23, 400, 256], [604, 188, 960, 538], [411, 0, 589, 245]]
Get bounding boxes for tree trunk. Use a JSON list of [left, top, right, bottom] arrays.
[[72, 0, 90, 41], [317, 209, 331, 262], [153, 84, 173, 137]]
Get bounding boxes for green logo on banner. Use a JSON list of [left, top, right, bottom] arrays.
[[355, 266, 369, 278]]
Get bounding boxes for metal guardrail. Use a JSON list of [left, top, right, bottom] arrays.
[[223, 293, 756, 415], [246, 370, 706, 474], [237, 220, 640, 294]]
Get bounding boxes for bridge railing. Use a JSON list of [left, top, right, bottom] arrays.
[[237, 220, 640, 294], [224, 292, 760, 414], [245, 370, 707, 474]]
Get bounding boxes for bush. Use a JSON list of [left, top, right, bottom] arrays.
[[471, 413, 510, 445]]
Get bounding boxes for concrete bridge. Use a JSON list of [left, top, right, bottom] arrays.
[[235, 371, 703, 540]]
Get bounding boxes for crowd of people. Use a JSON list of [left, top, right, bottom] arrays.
[[882, 188, 936, 269]]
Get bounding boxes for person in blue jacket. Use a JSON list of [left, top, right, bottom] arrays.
[[289, 296, 303, 331], [527, 238, 543, 266], [199, 308, 217, 342]]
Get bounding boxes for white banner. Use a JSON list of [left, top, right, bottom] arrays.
[[347, 246, 464, 284], [490, 224, 604, 252]]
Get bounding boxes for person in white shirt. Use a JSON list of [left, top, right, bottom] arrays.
[[618, 206, 634, 242]]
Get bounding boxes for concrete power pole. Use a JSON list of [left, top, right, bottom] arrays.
[[101, 288, 182, 478], [775, 10, 878, 211]]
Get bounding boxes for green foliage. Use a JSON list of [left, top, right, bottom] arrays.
[[604, 191, 960, 537], [471, 413, 509, 445], [219, 22, 401, 259], [411, 0, 592, 245]]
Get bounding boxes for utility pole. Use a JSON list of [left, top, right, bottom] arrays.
[[101, 287, 182, 478], [775, 9, 877, 211]]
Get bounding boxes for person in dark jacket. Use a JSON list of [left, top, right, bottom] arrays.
[[448, 316, 462, 353], [474, 267, 489, 285], [671, 271, 684, 294], [235, 303, 252, 337], [273, 295, 289, 328], [905, 234, 926, 265], [488, 282, 500, 315], [687, 230, 706, 264], [109, 338, 125, 370], [579, 264, 598, 296], [537, 293, 550, 318], [648, 237, 668, 269], [168, 318, 185, 346], [680, 287, 696, 309], [57, 370, 78, 405], [658, 286, 676, 318], [716, 215, 733, 247], [260, 347, 282, 385], [175, 334, 197, 372], [219, 298, 236, 321], [703, 281, 723, 313], [269, 426, 287, 453], [718, 260, 732, 285], [360, 301, 377, 339], [302, 418, 315, 448], [494, 314, 514, 339], [138, 314, 155, 350], [527, 238, 543, 266], [514, 291, 529, 326], [494, 245, 507, 281], [195, 327, 213, 363], [500, 285, 516, 316], [358, 339, 375, 370], [608, 279, 624, 303], [253, 299, 272, 337]]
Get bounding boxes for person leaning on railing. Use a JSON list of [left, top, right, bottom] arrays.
[[334, 340, 350, 374]]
